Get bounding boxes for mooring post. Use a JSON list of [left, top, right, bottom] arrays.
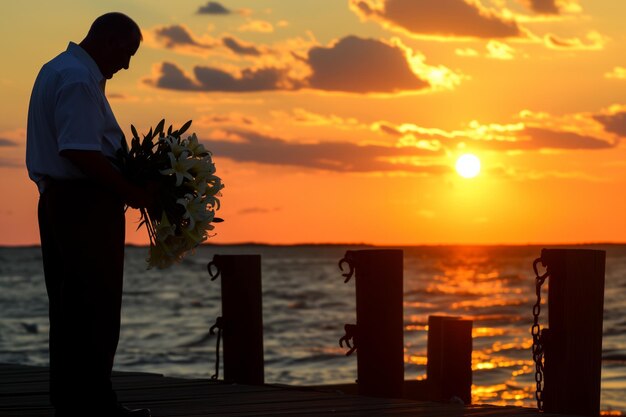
[[208, 254, 264, 385], [541, 249, 605, 417], [339, 249, 404, 398], [426, 315, 473, 404]]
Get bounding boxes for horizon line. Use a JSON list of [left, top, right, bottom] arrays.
[[2, 241, 626, 249]]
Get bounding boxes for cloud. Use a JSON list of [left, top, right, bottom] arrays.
[[197, 1, 231, 15], [145, 62, 300, 92], [144, 36, 461, 94], [522, 0, 560, 14], [350, 0, 524, 39], [380, 119, 617, 151], [455, 41, 517, 59], [593, 112, 626, 137], [195, 66, 298, 92], [544, 31, 608, 50], [518, 0, 582, 15], [154, 25, 212, 49], [604, 67, 626, 80], [238, 19, 274, 33], [485, 40, 516, 60], [517, 127, 616, 150], [272, 108, 367, 130], [196, 113, 257, 127], [0, 157, 22, 168], [238, 207, 281, 215], [222, 36, 262, 56], [107, 93, 140, 102], [307, 36, 429, 93], [0, 138, 17, 146], [205, 129, 446, 173], [144, 62, 202, 90], [149, 25, 272, 58]]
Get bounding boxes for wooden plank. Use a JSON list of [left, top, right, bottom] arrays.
[[0, 363, 583, 417]]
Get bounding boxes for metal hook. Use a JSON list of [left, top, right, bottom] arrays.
[[338, 251, 355, 283], [207, 256, 221, 281], [210, 316, 223, 335], [339, 323, 358, 356], [533, 257, 550, 284]]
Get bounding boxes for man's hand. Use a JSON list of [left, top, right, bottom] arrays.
[[125, 181, 160, 210], [60, 149, 159, 209]]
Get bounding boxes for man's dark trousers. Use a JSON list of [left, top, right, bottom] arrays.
[[38, 179, 125, 410]]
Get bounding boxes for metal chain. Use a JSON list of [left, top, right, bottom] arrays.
[[209, 316, 223, 380], [531, 258, 549, 411]]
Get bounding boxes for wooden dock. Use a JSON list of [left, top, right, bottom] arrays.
[[0, 363, 582, 417]]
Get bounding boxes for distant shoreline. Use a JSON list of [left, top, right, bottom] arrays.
[[2, 242, 626, 249]]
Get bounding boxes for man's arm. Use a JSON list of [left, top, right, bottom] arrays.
[[60, 149, 153, 209]]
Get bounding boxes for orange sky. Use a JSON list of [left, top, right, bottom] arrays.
[[1, 0, 626, 246]]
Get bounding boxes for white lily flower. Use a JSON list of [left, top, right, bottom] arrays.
[[155, 212, 176, 243], [186, 133, 208, 157], [161, 135, 188, 158], [190, 156, 216, 178], [160, 152, 195, 186], [177, 194, 212, 230]]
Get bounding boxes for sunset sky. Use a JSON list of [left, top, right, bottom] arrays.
[[1, 0, 626, 246]]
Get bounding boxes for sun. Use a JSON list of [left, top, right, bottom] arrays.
[[455, 153, 481, 178]]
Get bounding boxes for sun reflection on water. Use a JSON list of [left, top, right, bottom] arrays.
[[403, 246, 540, 408]]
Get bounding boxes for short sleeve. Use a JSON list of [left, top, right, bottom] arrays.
[[54, 81, 105, 153]]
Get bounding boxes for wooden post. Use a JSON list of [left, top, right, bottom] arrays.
[[209, 254, 264, 385], [541, 249, 605, 416], [343, 249, 404, 398], [426, 315, 473, 405]]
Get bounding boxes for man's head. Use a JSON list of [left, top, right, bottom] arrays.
[[81, 12, 142, 80]]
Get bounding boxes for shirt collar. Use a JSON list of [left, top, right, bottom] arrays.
[[66, 42, 105, 87]]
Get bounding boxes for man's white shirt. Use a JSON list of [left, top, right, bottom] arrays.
[[26, 42, 124, 192]]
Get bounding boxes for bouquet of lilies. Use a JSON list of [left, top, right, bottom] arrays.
[[117, 119, 224, 269]]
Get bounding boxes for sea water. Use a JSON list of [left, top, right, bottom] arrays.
[[0, 244, 624, 412]]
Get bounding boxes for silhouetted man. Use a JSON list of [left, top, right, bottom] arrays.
[[26, 12, 152, 417]]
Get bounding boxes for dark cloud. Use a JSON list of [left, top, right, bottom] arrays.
[[389, 125, 615, 151], [524, 0, 560, 14], [154, 25, 209, 48], [377, 124, 403, 137], [444, 128, 615, 151], [146, 62, 296, 91], [195, 67, 297, 92], [200, 115, 255, 125], [352, 0, 523, 39], [0, 138, 17, 146], [238, 207, 281, 215], [307, 36, 429, 93], [145, 36, 433, 93], [0, 157, 22, 167], [222, 36, 262, 56], [146, 62, 200, 90], [206, 130, 446, 173], [593, 112, 626, 137], [515, 127, 616, 150], [197, 1, 231, 15]]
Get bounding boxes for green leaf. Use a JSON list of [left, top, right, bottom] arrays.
[[178, 120, 192, 136], [154, 119, 165, 137], [213, 217, 224, 223], [131, 125, 140, 140], [167, 125, 173, 135]]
